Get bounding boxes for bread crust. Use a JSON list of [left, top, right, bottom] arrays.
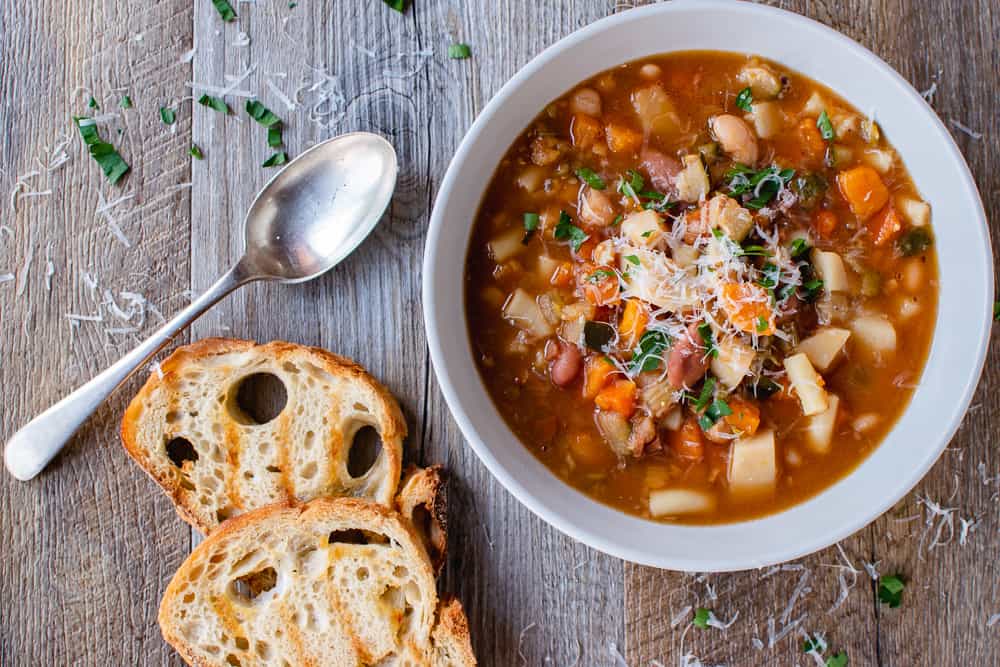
[[121, 338, 407, 534], [396, 464, 449, 574]]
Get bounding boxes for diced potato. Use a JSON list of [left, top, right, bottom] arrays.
[[852, 413, 881, 433], [833, 112, 860, 138], [661, 405, 684, 431], [705, 194, 754, 242], [896, 296, 921, 320], [488, 228, 525, 263], [850, 315, 897, 354], [783, 353, 829, 416], [502, 288, 553, 338], [896, 195, 931, 227], [749, 101, 783, 139], [559, 316, 585, 347], [802, 92, 825, 116], [710, 338, 755, 389], [675, 154, 710, 202], [829, 144, 853, 168], [649, 488, 716, 516], [811, 249, 849, 292], [516, 166, 547, 192], [672, 244, 699, 268], [728, 429, 777, 495], [621, 209, 666, 247], [631, 84, 679, 138], [804, 394, 840, 454], [795, 327, 851, 372], [738, 64, 782, 99], [537, 255, 561, 281], [863, 148, 894, 174]]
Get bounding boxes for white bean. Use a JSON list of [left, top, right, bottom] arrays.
[[570, 87, 603, 117], [639, 63, 662, 80], [711, 114, 759, 165]]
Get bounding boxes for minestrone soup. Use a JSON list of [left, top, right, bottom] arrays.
[[465, 52, 937, 524]]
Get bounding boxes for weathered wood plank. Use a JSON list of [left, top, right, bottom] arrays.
[[624, 1, 1000, 666], [0, 0, 193, 664]]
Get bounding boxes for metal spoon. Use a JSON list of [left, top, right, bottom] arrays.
[[4, 132, 397, 481]]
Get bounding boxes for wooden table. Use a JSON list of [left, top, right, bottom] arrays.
[[1, 1, 997, 664]]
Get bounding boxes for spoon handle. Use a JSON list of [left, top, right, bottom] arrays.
[[4, 262, 253, 481]]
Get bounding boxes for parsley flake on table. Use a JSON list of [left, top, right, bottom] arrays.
[[826, 652, 848, 667], [190, 144, 204, 160], [160, 107, 176, 125], [382, 0, 408, 12], [878, 574, 905, 608], [73, 116, 129, 184], [448, 43, 472, 59], [262, 151, 288, 168], [211, 0, 237, 22], [245, 100, 281, 127], [693, 607, 711, 629], [120, 95, 132, 109], [198, 94, 231, 115]]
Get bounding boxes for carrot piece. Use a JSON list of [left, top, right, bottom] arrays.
[[867, 203, 904, 246], [584, 355, 618, 399], [797, 117, 826, 161], [836, 165, 889, 220], [582, 264, 621, 306], [550, 261, 574, 287], [605, 122, 643, 154], [619, 298, 649, 349], [719, 282, 774, 335], [722, 397, 761, 436], [669, 416, 704, 461], [594, 378, 637, 416], [574, 238, 597, 262], [813, 210, 838, 238], [571, 113, 603, 148]]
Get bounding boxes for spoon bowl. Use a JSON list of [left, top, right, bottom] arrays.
[[4, 132, 397, 481], [243, 133, 398, 282]]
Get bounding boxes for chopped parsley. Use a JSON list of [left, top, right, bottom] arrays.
[[735, 87, 753, 112], [584, 321, 615, 351], [624, 254, 641, 266], [212, 0, 237, 21], [198, 94, 231, 114], [803, 638, 823, 653], [737, 243, 772, 258], [268, 125, 283, 148], [757, 262, 781, 290], [878, 574, 905, 608], [726, 164, 795, 209], [749, 375, 782, 399], [554, 210, 589, 251], [262, 151, 288, 168], [88, 96, 99, 110], [826, 652, 848, 667], [576, 167, 606, 190], [611, 214, 623, 226], [698, 398, 733, 431], [756, 315, 769, 333], [522, 212, 540, 244], [245, 100, 281, 127], [618, 169, 644, 201], [73, 117, 129, 185], [790, 237, 811, 260], [897, 227, 934, 256], [383, 0, 408, 11], [190, 144, 204, 160], [159, 107, 176, 125], [587, 268, 616, 283], [120, 95, 132, 109], [817, 110, 836, 141], [693, 608, 711, 629], [689, 376, 716, 412], [630, 329, 670, 373], [448, 43, 472, 59], [641, 230, 654, 238], [697, 322, 718, 358]]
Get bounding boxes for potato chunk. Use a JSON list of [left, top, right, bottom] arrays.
[[896, 195, 931, 227], [621, 209, 666, 247], [488, 228, 525, 263], [649, 488, 716, 516], [783, 352, 829, 416], [804, 394, 840, 454], [795, 327, 851, 372], [705, 194, 754, 242], [729, 429, 777, 495], [749, 101, 783, 139], [710, 338, 755, 389], [811, 249, 849, 292], [850, 315, 897, 354], [675, 154, 710, 202], [503, 288, 554, 338]]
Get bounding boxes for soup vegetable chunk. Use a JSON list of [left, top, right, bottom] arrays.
[[465, 52, 937, 524]]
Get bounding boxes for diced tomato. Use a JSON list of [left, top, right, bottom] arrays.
[[584, 355, 618, 399], [594, 379, 637, 416], [867, 203, 904, 246]]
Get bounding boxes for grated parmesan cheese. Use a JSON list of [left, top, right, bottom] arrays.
[[949, 118, 983, 140]]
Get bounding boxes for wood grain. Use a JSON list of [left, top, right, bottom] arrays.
[[1, 0, 997, 665]]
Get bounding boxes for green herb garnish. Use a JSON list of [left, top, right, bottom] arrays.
[[190, 144, 204, 160], [448, 43, 471, 59], [897, 227, 934, 257], [521, 212, 540, 244], [160, 107, 176, 125], [693, 608, 711, 629], [802, 277, 825, 302], [757, 262, 781, 290], [617, 169, 644, 202], [878, 574, 905, 608], [737, 243, 772, 258], [726, 164, 795, 210], [88, 96, 99, 110], [735, 87, 753, 112], [262, 151, 288, 168], [245, 100, 281, 127], [803, 637, 823, 653], [576, 167, 606, 190], [756, 316, 769, 333], [789, 237, 811, 260], [690, 376, 716, 412], [630, 329, 670, 373], [817, 110, 836, 141], [584, 321, 615, 351], [624, 254, 640, 266], [697, 322, 718, 358], [120, 96, 132, 109], [212, 0, 237, 21], [267, 125, 283, 148], [611, 214, 623, 227], [587, 269, 616, 283], [383, 0, 408, 11], [994, 301, 1000, 321], [826, 652, 848, 667], [554, 211, 588, 251], [73, 117, 129, 184], [198, 94, 231, 114]]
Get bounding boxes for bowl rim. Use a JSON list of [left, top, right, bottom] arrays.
[[422, 0, 993, 570]]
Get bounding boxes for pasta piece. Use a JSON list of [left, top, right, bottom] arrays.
[[710, 338, 755, 389], [729, 429, 777, 495], [896, 195, 931, 227], [621, 209, 665, 247], [811, 249, 849, 292], [804, 394, 840, 454], [749, 101, 783, 139], [783, 353, 829, 416], [649, 488, 716, 516]]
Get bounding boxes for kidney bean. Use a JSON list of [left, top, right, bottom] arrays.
[[640, 148, 681, 195], [667, 322, 709, 389], [548, 340, 583, 387]]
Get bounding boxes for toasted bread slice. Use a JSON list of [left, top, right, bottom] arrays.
[[158, 498, 476, 666], [122, 339, 405, 533], [396, 465, 449, 574]]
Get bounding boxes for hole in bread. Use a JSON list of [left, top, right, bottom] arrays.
[[216, 506, 236, 523], [230, 566, 278, 603], [255, 642, 272, 660], [231, 373, 288, 425], [165, 437, 198, 468], [300, 462, 318, 480], [353, 402, 370, 413], [327, 529, 368, 545], [225, 654, 241, 667], [348, 425, 381, 478], [356, 567, 369, 580], [234, 637, 250, 651]]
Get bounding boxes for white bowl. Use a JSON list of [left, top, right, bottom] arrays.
[[423, 0, 992, 571]]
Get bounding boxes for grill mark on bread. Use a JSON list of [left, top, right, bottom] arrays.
[[223, 421, 244, 510], [276, 409, 294, 501]]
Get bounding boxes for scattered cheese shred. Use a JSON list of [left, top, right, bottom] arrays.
[[949, 118, 983, 140]]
